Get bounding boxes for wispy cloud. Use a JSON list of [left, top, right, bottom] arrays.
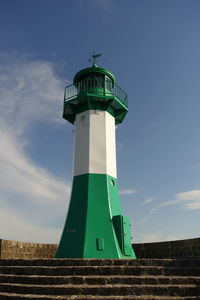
[[138, 233, 162, 243], [174, 190, 200, 210], [0, 52, 64, 132], [141, 189, 200, 225], [138, 189, 200, 226], [0, 53, 70, 243], [142, 197, 155, 205], [0, 203, 62, 243], [155, 189, 200, 211], [145, 122, 161, 131], [119, 189, 137, 196], [137, 205, 158, 225], [0, 128, 70, 214], [135, 232, 180, 243]]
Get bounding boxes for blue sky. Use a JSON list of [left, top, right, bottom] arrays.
[[0, 0, 200, 243]]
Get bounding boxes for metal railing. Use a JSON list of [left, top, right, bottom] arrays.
[[113, 83, 128, 106], [64, 78, 128, 107], [64, 84, 77, 100]]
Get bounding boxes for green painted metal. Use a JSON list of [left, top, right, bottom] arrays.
[[55, 174, 136, 259], [63, 76, 128, 124], [123, 216, 134, 256], [112, 215, 134, 256], [73, 64, 116, 85]]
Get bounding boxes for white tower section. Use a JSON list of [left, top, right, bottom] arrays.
[[74, 110, 117, 178]]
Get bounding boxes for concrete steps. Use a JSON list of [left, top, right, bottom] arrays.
[[0, 294, 199, 300], [0, 259, 200, 299], [1, 274, 200, 285]]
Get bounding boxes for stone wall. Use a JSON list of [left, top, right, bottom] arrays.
[[134, 237, 200, 259], [0, 239, 57, 259], [0, 237, 200, 259]]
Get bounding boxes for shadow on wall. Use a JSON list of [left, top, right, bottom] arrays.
[[134, 238, 200, 259], [0, 238, 200, 259]]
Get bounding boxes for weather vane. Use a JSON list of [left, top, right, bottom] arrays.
[[89, 52, 102, 66]]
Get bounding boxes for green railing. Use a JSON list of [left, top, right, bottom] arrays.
[[64, 78, 128, 107]]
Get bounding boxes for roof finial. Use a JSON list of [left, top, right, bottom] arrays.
[[90, 51, 102, 67]]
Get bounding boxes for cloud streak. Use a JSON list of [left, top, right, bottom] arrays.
[[0, 53, 70, 242], [0, 52, 64, 133], [139, 189, 200, 226], [175, 190, 200, 210], [135, 232, 180, 243], [145, 122, 161, 131], [155, 190, 200, 211], [142, 197, 155, 205], [119, 189, 137, 196], [138, 187, 200, 227]]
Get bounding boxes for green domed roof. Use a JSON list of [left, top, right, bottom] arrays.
[[73, 64, 116, 85]]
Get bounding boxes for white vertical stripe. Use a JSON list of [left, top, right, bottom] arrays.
[[73, 110, 117, 178], [73, 111, 90, 175], [105, 112, 117, 177]]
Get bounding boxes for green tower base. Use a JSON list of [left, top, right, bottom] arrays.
[[55, 174, 136, 259]]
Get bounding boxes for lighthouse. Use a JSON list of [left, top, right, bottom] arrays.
[[55, 55, 136, 259]]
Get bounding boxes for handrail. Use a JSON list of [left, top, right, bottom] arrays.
[[64, 84, 77, 100], [113, 83, 128, 106], [64, 78, 128, 107]]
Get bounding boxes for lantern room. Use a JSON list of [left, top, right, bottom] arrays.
[[63, 64, 128, 124]]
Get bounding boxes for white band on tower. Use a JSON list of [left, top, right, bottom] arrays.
[[73, 110, 117, 178]]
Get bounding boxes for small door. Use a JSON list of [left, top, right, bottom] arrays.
[[123, 216, 133, 256], [112, 215, 132, 256]]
